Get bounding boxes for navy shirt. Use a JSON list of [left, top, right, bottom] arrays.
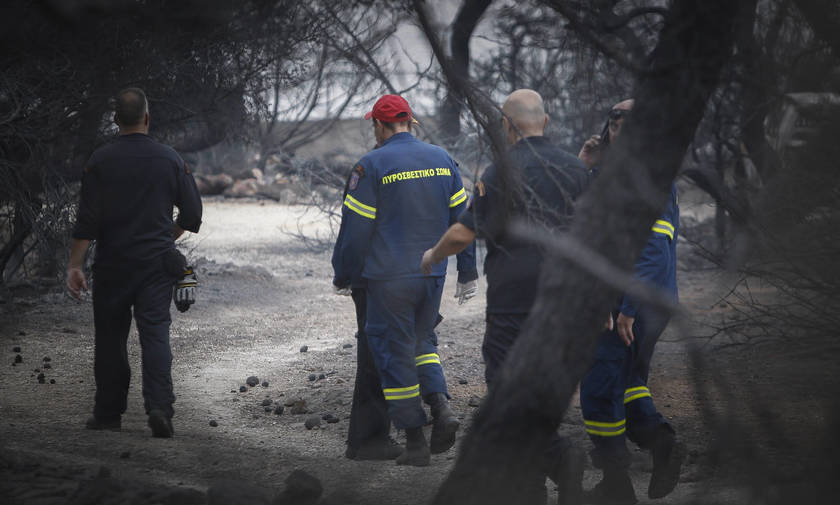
[[332, 132, 468, 286], [72, 133, 202, 267], [458, 136, 589, 314]]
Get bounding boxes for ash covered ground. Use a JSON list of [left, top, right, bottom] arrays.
[[1, 196, 831, 504]]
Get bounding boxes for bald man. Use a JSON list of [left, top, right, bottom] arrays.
[[422, 89, 590, 505]]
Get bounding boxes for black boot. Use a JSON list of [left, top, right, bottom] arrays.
[[648, 424, 684, 499], [582, 467, 637, 505], [396, 427, 430, 466], [346, 437, 403, 460], [85, 415, 121, 432], [424, 393, 459, 454], [147, 409, 174, 438], [552, 445, 585, 505]]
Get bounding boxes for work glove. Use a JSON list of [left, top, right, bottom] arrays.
[[174, 266, 197, 312], [454, 280, 477, 305], [333, 284, 351, 296]]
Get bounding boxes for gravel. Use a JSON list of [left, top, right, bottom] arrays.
[[246, 376, 260, 387]]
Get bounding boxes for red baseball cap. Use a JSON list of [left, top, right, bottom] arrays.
[[364, 94, 415, 122]]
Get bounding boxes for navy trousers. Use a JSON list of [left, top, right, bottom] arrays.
[[92, 258, 177, 420], [580, 309, 670, 468], [365, 277, 448, 429], [483, 313, 572, 501]]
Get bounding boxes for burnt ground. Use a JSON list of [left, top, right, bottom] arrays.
[[1, 198, 836, 504]]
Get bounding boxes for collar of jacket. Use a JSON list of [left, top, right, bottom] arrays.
[[381, 131, 415, 146], [512, 135, 550, 149]]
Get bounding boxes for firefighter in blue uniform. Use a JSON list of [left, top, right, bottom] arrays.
[[577, 99, 684, 504], [67, 88, 202, 438], [337, 159, 478, 462], [332, 94, 467, 466], [422, 89, 590, 505]]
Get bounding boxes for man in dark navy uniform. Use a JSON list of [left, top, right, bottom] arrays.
[[67, 87, 202, 438], [332, 94, 467, 466], [337, 162, 478, 462], [421, 89, 590, 504], [577, 99, 683, 504]]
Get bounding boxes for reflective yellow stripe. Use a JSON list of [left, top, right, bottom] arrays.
[[655, 219, 674, 233], [415, 353, 441, 366], [344, 194, 376, 219], [624, 386, 652, 404], [586, 426, 627, 436], [383, 384, 420, 401], [449, 188, 467, 207], [383, 384, 419, 393], [651, 226, 673, 240], [584, 418, 626, 437], [585, 419, 626, 428], [652, 219, 674, 239]]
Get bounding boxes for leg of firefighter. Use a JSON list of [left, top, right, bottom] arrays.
[[624, 311, 684, 499], [365, 279, 430, 467], [580, 330, 637, 505], [415, 276, 459, 454], [346, 287, 399, 460]]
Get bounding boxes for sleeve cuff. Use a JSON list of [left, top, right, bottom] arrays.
[[176, 217, 202, 234], [619, 299, 638, 318], [71, 227, 96, 240], [457, 269, 479, 284], [457, 209, 476, 232]]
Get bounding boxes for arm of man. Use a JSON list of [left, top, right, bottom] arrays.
[[174, 158, 202, 234], [67, 160, 99, 300], [421, 223, 476, 275], [332, 164, 376, 289], [616, 229, 672, 346], [67, 239, 91, 300], [448, 166, 479, 302]]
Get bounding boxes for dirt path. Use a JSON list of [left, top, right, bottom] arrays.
[[0, 199, 829, 504]]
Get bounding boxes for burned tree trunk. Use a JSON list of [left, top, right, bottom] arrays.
[[423, 0, 757, 503], [439, 0, 492, 144]]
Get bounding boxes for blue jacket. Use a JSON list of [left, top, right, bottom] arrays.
[[619, 183, 679, 317], [332, 132, 471, 286]]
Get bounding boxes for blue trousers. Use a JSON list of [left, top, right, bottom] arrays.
[[365, 277, 448, 429], [580, 309, 670, 468]]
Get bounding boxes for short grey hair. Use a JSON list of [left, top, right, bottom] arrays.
[[114, 87, 148, 126]]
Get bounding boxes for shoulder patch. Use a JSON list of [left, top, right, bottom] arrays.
[[184, 162, 191, 175], [476, 181, 486, 197], [348, 171, 360, 191], [354, 164, 364, 176]]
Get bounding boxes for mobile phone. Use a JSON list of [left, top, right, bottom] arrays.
[[600, 119, 611, 146]]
